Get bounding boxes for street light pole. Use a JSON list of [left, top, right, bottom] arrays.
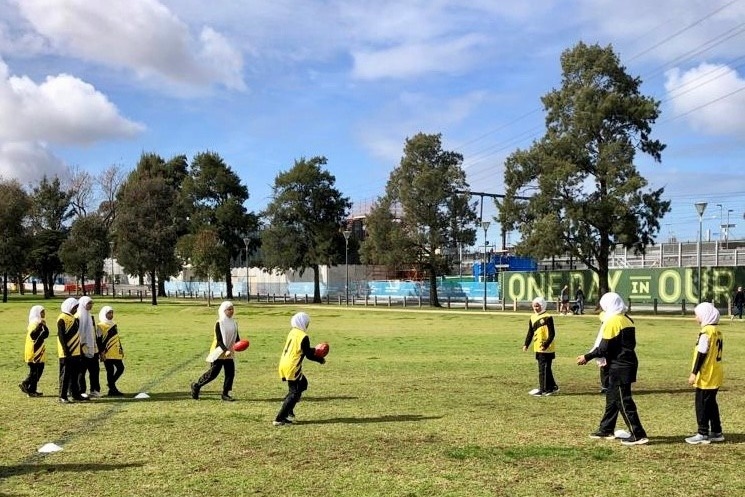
[[243, 237, 250, 302], [695, 202, 707, 303], [343, 230, 352, 305], [110, 241, 115, 298], [482, 221, 490, 311], [716, 203, 722, 241], [727, 209, 733, 249]]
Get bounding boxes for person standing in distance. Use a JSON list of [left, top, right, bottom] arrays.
[[523, 297, 559, 397], [685, 302, 725, 444], [20, 305, 50, 397], [732, 286, 744, 320], [577, 292, 649, 445], [57, 298, 84, 403]]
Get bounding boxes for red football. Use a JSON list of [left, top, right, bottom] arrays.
[[314, 342, 330, 358], [233, 339, 250, 352]]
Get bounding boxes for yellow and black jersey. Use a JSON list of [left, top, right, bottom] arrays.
[[279, 327, 308, 381], [56, 312, 81, 358], [24, 321, 50, 363], [98, 322, 124, 360], [524, 312, 556, 353], [691, 325, 723, 389], [585, 313, 638, 382]]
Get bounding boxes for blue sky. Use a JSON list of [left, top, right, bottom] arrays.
[[1, 0, 744, 246]]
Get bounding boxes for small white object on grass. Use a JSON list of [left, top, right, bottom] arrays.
[[528, 388, 541, 395], [614, 429, 631, 439], [134, 392, 150, 399], [38, 443, 63, 453]]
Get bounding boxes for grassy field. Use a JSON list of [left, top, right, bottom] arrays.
[[0, 298, 743, 497]]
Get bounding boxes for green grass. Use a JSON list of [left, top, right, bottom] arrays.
[[0, 299, 743, 496]]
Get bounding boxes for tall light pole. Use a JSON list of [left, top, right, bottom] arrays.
[[726, 209, 733, 249], [243, 237, 250, 302], [343, 230, 352, 305], [716, 203, 723, 241], [109, 241, 115, 298], [695, 202, 707, 303], [482, 221, 490, 311]]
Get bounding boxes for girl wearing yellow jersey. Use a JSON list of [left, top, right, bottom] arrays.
[[191, 301, 241, 401], [523, 297, 558, 396], [273, 312, 325, 426], [97, 306, 125, 397], [685, 302, 725, 445], [57, 297, 84, 403], [20, 305, 50, 397]]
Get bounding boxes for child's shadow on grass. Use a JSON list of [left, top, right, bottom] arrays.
[[566, 387, 691, 397], [297, 414, 442, 425], [0, 462, 144, 478], [649, 433, 745, 445], [104, 392, 360, 402]]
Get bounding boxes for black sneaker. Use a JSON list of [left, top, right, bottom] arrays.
[[621, 435, 650, 446], [59, 397, 70, 404], [272, 419, 293, 426], [108, 390, 124, 397], [19, 382, 29, 394], [190, 383, 200, 400], [221, 394, 235, 402], [589, 431, 616, 440]]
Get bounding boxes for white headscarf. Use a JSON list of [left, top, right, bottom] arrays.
[[28, 305, 45, 325], [99, 306, 115, 326], [291, 312, 310, 332], [77, 296, 96, 356], [532, 297, 547, 314], [599, 292, 625, 317], [218, 301, 238, 346], [61, 297, 78, 315], [694, 302, 720, 326]]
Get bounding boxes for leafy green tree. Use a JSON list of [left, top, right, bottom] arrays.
[[59, 214, 110, 295], [183, 151, 258, 299], [361, 133, 477, 307], [500, 42, 671, 296], [27, 176, 74, 298], [261, 156, 351, 303], [114, 154, 183, 305], [0, 180, 31, 302], [184, 228, 230, 307]]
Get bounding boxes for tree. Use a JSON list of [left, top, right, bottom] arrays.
[[27, 176, 74, 298], [500, 42, 671, 296], [0, 180, 31, 302], [96, 163, 126, 231], [183, 151, 258, 299], [59, 214, 109, 295], [261, 156, 351, 303], [67, 164, 94, 217], [361, 133, 477, 307], [183, 228, 230, 307], [114, 154, 183, 305]]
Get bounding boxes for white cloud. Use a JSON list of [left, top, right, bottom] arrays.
[[13, 0, 245, 91], [351, 34, 490, 80], [0, 141, 67, 184], [0, 60, 145, 144], [664, 63, 745, 135], [0, 58, 144, 183]]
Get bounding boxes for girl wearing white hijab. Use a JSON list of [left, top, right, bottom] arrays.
[[522, 297, 559, 396], [577, 292, 648, 445], [75, 296, 101, 398], [97, 306, 126, 396], [273, 312, 326, 426], [20, 305, 50, 397], [685, 302, 725, 444], [190, 301, 242, 401], [57, 297, 85, 402]]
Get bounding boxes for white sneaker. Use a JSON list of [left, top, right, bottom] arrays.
[[89, 391, 101, 399], [685, 433, 710, 445], [80, 393, 89, 400], [621, 436, 649, 446], [528, 388, 541, 396], [708, 432, 725, 442]]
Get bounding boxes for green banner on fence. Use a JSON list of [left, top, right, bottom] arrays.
[[502, 266, 745, 304]]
